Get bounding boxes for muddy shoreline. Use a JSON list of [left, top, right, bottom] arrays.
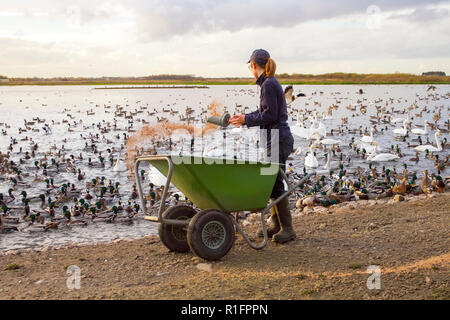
[[0, 193, 449, 300]]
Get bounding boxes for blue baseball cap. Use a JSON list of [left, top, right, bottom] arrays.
[[247, 49, 270, 66]]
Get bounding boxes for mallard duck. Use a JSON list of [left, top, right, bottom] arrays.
[[392, 177, 407, 195], [91, 212, 114, 223], [431, 175, 446, 193], [409, 152, 419, 162], [301, 195, 318, 207], [0, 214, 19, 224], [77, 169, 85, 181], [84, 190, 93, 200], [421, 170, 433, 195]]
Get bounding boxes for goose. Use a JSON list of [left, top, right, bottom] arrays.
[[411, 120, 428, 135], [393, 119, 409, 137], [367, 144, 399, 162], [414, 131, 442, 153], [304, 145, 319, 168]]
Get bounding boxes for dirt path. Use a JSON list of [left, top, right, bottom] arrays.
[[1, 193, 449, 300]]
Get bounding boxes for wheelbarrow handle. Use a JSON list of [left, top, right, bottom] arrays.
[[268, 172, 312, 210], [134, 155, 174, 222]]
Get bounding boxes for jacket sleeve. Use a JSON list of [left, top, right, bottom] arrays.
[[244, 83, 279, 127]]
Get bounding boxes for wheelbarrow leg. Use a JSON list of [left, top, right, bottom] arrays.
[[232, 173, 312, 250], [232, 207, 270, 250]]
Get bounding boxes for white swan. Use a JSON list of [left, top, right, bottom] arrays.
[[112, 158, 128, 172], [390, 111, 410, 124], [390, 115, 405, 124], [318, 138, 340, 170], [230, 127, 243, 135], [321, 111, 333, 120], [411, 120, 428, 135], [309, 115, 326, 139], [292, 115, 313, 139], [393, 119, 409, 137], [292, 114, 326, 139], [414, 131, 442, 153], [304, 145, 319, 168], [320, 138, 340, 146], [294, 147, 302, 155], [148, 166, 168, 186], [367, 144, 399, 162], [361, 127, 375, 143], [295, 112, 303, 127], [323, 150, 340, 170]]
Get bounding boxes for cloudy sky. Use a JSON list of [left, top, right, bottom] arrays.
[[0, 0, 449, 78]]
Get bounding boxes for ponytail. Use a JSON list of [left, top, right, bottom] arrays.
[[265, 58, 276, 78]]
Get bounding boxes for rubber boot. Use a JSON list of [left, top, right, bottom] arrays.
[[257, 199, 280, 238], [272, 197, 296, 243]]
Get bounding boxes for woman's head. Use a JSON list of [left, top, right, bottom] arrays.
[[248, 49, 276, 79]]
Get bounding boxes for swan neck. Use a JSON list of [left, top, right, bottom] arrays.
[[435, 133, 442, 151]]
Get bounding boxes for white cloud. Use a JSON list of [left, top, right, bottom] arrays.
[[0, 0, 449, 77]]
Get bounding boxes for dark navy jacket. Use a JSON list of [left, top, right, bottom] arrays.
[[244, 72, 293, 147]]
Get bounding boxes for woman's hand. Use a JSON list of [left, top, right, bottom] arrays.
[[229, 114, 245, 127]]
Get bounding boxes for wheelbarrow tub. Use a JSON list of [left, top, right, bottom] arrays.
[[148, 155, 280, 213]]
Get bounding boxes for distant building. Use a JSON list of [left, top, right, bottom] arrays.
[[422, 71, 446, 76]]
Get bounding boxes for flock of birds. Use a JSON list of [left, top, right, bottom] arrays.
[[280, 85, 449, 207], [0, 85, 449, 246]]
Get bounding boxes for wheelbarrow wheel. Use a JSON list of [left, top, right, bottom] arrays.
[[158, 205, 197, 253], [187, 209, 235, 261]]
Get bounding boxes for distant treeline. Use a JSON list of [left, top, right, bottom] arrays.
[[276, 72, 450, 84], [1, 72, 449, 85]]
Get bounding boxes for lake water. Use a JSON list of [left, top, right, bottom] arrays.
[[0, 84, 449, 252]]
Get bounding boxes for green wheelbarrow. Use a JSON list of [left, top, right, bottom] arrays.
[[134, 155, 311, 261]]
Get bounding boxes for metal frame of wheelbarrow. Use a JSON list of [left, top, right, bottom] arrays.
[[134, 155, 311, 251]]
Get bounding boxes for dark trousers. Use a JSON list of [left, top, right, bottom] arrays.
[[268, 134, 294, 199]]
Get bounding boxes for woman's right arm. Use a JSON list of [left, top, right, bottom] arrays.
[[244, 83, 279, 127]]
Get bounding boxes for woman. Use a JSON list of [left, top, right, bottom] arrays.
[[229, 49, 295, 244]]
